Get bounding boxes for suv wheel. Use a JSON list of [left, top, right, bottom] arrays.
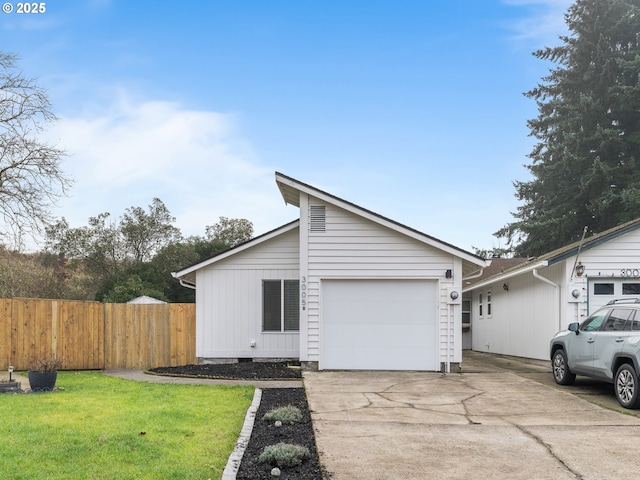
[[614, 363, 640, 409], [552, 349, 576, 385]]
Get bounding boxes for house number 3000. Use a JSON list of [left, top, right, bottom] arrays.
[[301, 276, 307, 311], [621, 268, 640, 277]]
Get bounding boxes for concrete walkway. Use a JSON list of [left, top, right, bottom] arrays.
[[304, 351, 640, 480]]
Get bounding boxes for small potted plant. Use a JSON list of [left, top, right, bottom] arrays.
[[28, 357, 62, 392]]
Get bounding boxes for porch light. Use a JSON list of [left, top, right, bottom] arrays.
[[575, 262, 585, 277]]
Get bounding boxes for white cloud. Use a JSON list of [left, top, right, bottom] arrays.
[[504, 0, 573, 45], [45, 99, 293, 239]]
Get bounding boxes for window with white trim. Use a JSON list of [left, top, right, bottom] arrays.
[[487, 291, 492, 316], [479, 293, 483, 317], [262, 280, 300, 332]]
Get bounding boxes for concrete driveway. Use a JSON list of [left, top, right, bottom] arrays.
[[304, 351, 640, 480]]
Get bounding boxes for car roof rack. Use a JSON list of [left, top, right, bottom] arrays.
[[606, 298, 640, 305]]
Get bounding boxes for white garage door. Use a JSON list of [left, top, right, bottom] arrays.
[[322, 279, 438, 370]]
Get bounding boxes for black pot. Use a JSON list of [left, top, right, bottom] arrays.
[[28, 371, 58, 391]]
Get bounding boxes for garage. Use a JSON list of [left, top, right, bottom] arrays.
[[321, 279, 438, 370]]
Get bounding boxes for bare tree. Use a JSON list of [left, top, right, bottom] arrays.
[[0, 52, 72, 248]]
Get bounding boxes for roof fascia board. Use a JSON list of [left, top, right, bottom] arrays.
[[173, 220, 300, 279], [462, 260, 549, 292], [275, 172, 485, 267], [547, 221, 640, 265]]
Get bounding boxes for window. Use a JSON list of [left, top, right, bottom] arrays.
[[623, 283, 640, 295], [594, 283, 614, 295], [603, 309, 633, 331], [462, 300, 471, 325], [479, 293, 483, 317], [487, 291, 492, 316], [581, 311, 608, 331], [263, 280, 300, 332]]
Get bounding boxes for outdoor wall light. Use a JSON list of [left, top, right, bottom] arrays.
[[572, 289, 581, 299], [575, 262, 585, 277], [503, 283, 509, 291], [445, 269, 452, 279], [8, 365, 13, 382]]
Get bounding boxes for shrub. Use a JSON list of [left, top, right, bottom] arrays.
[[32, 357, 63, 372], [262, 405, 303, 424], [258, 442, 310, 468]]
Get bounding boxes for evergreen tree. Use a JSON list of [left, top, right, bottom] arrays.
[[497, 0, 640, 257]]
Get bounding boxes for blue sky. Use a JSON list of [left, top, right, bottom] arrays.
[[2, 0, 571, 252]]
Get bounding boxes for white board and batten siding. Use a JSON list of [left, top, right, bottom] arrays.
[[300, 195, 461, 371], [195, 227, 300, 359], [471, 263, 565, 360], [470, 226, 640, 361]]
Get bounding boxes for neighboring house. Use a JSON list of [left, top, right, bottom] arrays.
[[173, 172, 487, 371], [463, 218, 640, 361]]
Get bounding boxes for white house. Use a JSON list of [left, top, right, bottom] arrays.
[[463, 218, 640, 361], [173, 172, 487, 371]]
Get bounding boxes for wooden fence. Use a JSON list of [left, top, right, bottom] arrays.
[[0, 298, 196, 370]]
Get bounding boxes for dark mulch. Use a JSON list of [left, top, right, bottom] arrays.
[[148, 362, 325, 480], [148, 361, 303, 380]]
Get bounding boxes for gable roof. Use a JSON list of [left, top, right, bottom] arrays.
[[172, 220, 299, 286], [276, 172, 486, 268], [463, 217, 640, 292]]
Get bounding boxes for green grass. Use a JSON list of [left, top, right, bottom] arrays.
[[0, 372, 253, 480]]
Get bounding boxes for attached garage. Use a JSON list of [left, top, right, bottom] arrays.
[[174, 172, 487, 370], [321, 279, 438, 370]]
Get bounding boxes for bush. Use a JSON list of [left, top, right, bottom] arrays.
[[262, 405, 303, 424], [258, 442, 310, 468]]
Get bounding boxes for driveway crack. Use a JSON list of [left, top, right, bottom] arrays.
[[512, 424, 583, 479]]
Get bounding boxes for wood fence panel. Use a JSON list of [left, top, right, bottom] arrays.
[[0, 299, 11, 369], [0, 299, 195, 371]]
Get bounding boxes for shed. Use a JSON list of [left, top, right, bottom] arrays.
[[174, 172, 486, 371], [463, 218, 640, 360], [127, 295, 167, 304]]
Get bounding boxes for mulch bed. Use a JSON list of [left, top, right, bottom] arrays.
[[148, 362, 326, 480]]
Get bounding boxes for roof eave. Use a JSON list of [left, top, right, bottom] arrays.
[[462, 260, 549, 292], [172, 220, 300, 281], [275, 172, 486, 267]]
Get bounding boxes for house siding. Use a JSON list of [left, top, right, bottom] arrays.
[[303, 195, 459, 368], [471, 263, 565, 360], [469, 225, 640, 361], [195, 227, 300, 359]]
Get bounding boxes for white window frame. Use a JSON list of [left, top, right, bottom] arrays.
[[262, 279, 300, 332]]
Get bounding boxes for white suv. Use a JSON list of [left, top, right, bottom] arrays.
[[550, 299, 640, 409]]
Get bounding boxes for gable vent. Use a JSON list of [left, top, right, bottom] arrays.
[[309, 205, 326, 232]]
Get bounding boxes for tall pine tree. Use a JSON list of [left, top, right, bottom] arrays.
[[497, 0, 640, 257]]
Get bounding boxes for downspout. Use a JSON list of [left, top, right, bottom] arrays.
[[533, 268, 561, 331]]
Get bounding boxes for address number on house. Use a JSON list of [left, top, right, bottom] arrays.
[[621, 268, 640, 277], [301, 276, 307, 310]]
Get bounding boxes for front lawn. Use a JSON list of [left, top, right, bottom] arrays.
[[0, 372, 253, 480]]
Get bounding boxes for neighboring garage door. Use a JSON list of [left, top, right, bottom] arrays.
[[321, 279, 438, 370]]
